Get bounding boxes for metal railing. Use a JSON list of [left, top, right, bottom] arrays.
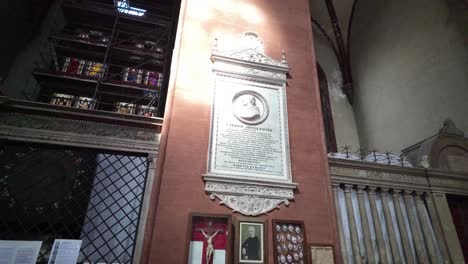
[[328, 145, 413, 167], [0, 141, 149, 263]]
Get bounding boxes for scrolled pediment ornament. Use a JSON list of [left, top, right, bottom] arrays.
[[211, 33, 289, 76], [209, 194, 289, 216]]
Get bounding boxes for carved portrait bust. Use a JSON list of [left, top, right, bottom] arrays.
[[232, 90, 269, 125]]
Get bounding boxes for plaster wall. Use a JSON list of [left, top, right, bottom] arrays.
[[0, 1, 61, 100], [143, 0, 341, 262], [309, 0, 355, 42], [350, 0, 468, 153], [313, 31, 361, 150]]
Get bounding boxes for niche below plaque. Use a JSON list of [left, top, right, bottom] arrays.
[[186, 213, 232, 264]]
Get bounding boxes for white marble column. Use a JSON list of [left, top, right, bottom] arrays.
[[392, 190, 415, 264], [356, 186, 375, 263], [403, 190, 429, 263], [381, 189, 402, 263], [414, 192, 438, 263], [332, 184, 348, 264], [368, 187, 388, 264], [425, 193, 450, 264], [344, 184, 362, 264], [432, 192, 465, 263]]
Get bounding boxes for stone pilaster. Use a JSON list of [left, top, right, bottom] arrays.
[[403, 190, 429, 263], [344, 184, 362, 264], [392, 190, 415, 264], [381, 189, 402, 263], [432, 192, 465, 263], [332, 184, 348, 264], [425, 193, 450, 264], [414, 192, 438, 263], [357, 185, 375, 263], [368, 187, 388, 264]]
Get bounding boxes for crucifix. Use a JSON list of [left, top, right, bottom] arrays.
[[197, 220, 224, 264]]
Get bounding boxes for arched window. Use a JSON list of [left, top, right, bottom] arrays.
[[317, 63, 337, 152]]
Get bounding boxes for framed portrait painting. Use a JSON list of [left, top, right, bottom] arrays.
[[235, 218, 267, 264]]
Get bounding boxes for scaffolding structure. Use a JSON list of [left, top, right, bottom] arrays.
[[34, 0, 179, 117]]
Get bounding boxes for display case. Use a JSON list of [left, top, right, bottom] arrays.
[[186, 213, 232, 264], [272, 220, 310, 264]]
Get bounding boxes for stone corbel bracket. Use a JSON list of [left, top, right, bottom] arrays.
[[204, 174, 297, 216], [205, 33, 296, 216]]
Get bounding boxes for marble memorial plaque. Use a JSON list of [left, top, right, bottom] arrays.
[[203, 33, 296, 216], [212, 80, 286, 178]]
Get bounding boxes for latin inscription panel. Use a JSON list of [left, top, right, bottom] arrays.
[[211, 78, 287, 179]]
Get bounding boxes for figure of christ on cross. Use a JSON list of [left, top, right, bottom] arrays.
[[198, 227, 223, 264]]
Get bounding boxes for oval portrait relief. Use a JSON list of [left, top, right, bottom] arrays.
[[232, 90, 269, 125]]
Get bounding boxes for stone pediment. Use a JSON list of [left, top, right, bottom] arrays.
[[403, 119, 468, 172], [211, 32, 289, 80], [212, 48, 289, 71]]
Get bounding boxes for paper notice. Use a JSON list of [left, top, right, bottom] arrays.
[[188, 241, 203, 264], [212, 250, 226, 264], [48, 239, 82, 264], [0, 240, 42, 264]]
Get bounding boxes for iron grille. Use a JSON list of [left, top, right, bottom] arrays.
[[0, 141, 149, 263]]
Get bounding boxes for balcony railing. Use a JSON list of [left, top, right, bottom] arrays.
[[0, 96, 162, 154]]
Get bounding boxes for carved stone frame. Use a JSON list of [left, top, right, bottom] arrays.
[[203, 33, 297, 216]]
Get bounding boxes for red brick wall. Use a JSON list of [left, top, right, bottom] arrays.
[[142, 0, 340, 262]]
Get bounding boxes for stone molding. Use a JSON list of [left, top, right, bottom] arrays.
[[329, 158, 468, 195], [0, 105, 160, 154]]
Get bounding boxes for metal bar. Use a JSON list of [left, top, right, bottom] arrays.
[[92, 11, 120, 99], [100, 32, 167, 82]]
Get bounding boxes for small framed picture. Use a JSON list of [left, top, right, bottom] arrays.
[[309, 243, 335, 264], [235, 218, 267, 264]]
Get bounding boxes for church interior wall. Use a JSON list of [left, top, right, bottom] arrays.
[[350, 0, 468, 153], [313, 31, 361, 150], [143, 0, 341, 262]]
